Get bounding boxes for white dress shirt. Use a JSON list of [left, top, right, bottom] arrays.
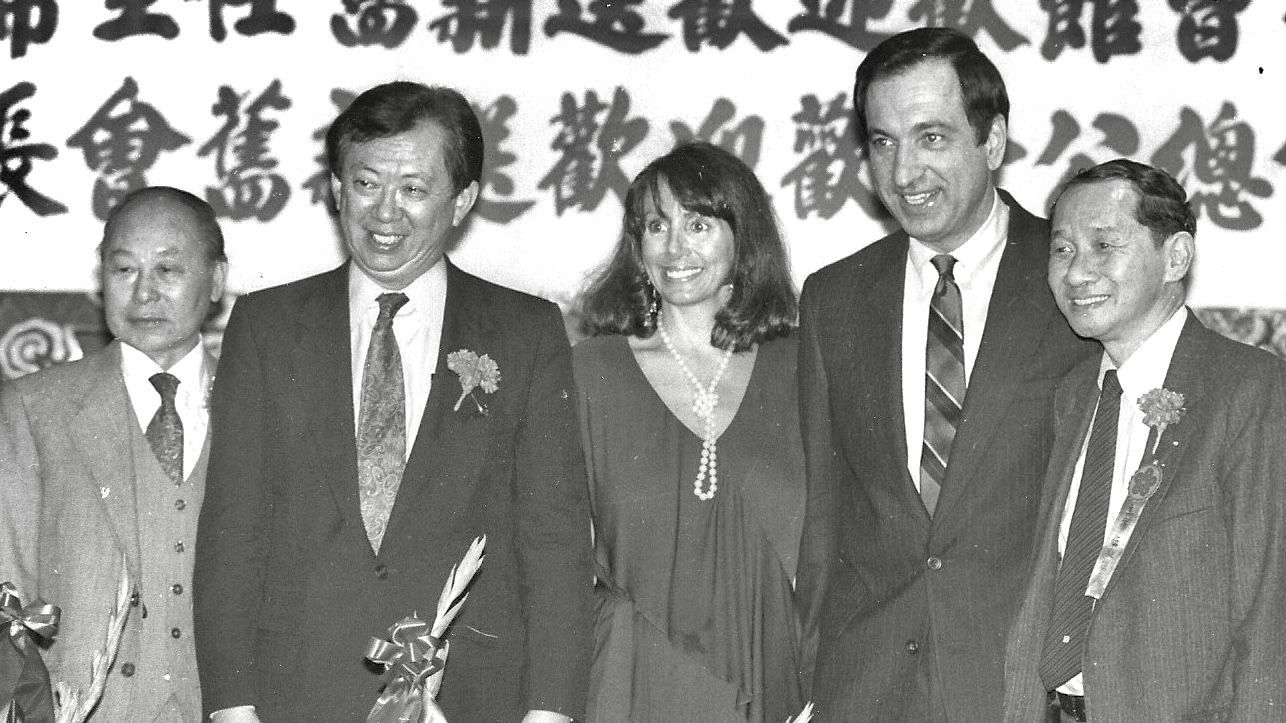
[[121, 340, 212, 480], [901, 191, 1009, 490], [348, 260, 447, 458], [1054, 306, 1188, 695]]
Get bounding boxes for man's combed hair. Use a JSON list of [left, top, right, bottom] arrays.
[[579, 141, 796, 352], [325, 81, 483, 193], [1055, 158, 1197, 245], [101, 186, 226, 263], [852, 26, 1009, 147]]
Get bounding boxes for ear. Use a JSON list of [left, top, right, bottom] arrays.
[[329, 174, 343, 212], [451, 181, 480, 227], [983, 115, 1007, 172], [210, 260, 229, 303], [1162, 231, 1195, 284]]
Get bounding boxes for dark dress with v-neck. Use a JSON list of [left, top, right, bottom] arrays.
[[573, 334, 806, 723]]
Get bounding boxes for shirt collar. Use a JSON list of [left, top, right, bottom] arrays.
[[907, 190, 1007, 289], [119, 338, 210, 405], [347, 258, 446, 319], [1098, 306, 1189, 401]]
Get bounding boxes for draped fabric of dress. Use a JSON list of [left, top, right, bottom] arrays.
[[573, 334, 807, 723]]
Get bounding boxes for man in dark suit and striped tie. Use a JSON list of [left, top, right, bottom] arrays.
[[795, 27, 1095, 722]]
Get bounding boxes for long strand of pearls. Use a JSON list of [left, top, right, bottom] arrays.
[[658, 317, 734, 501]]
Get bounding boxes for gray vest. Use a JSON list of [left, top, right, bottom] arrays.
[[94, 421, 207, 723]]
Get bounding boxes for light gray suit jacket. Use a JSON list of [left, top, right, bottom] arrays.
[[1003, 314, 1286, 722], [0, 341, 211, 722]]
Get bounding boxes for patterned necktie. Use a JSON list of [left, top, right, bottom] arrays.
[[920, 254, 964, 516], [357, 292, 409, 553], [146, 372, 184, 485], [1039, 370, 1122, 690]]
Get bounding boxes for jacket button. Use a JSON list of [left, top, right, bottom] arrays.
[[926, 556, 942, 571], [905, 640, 919, 655], [174, 499, 186, 510], [171, 583, 183, 595], [374, 564, 389, 580], [120, 662, 136, 677], [174, 541, 185, 553], [171, 627, 182, 639]]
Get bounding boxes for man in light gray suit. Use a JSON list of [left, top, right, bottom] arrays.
[[1003, 159, 1286, 722], [0, 187, 227, 722]]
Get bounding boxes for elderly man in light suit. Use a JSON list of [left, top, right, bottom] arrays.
[[0, 186, 228, 722], [1003, 159, 1286, 722]]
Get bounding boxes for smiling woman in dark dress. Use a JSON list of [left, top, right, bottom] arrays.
[[574, 141, 806, 723]]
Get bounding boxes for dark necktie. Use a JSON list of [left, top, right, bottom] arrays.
[[920, 254, 964, 516], [357, 292, 409, 553], [146, 372, 184, 485], [1039, 370, 1122, 690]]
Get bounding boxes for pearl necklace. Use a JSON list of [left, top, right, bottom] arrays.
[[657, 318, 734, 501]]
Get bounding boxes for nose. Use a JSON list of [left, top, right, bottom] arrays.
[[373, 187, 399, 223], [132, 270, 159, 303], [892, 143, 922, 189], [663, 225, 685, 257], [1062, 248, 1098, 287]]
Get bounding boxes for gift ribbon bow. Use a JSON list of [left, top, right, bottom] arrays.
[[365, 616, 446, 694], [0, 583, 60, 652]]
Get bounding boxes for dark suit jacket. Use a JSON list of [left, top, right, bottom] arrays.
[[1003, 314, 1286, 722], [795, 191, 1096, 722], [193, 261, 594, 722]]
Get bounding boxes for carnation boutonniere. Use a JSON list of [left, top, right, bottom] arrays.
[[447, 350, 500, 416], [1128, 387, 1186, 500]]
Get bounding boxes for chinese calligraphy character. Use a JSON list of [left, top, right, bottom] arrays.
[[428, 0, 532, 54], [66, 77, 192, 220], [543, 0, 667, 54], [208, 0, 295, 42], [302, 88, 357, 208], [197, 80, 292, 221], [786, 0, 894, 52], [1040, 0, 1142, 62], [909, 0, 1028, 50], [668, 0, 787, 51], [1, 0, 57, 59], [1031, 109, 1139, 210], [1169, 0, 1249, 63], [670, 98, 764, 169], [472, 95, 535, 223], [538, 87, 647, 215], [93, 0, 178, 41], [0, 81, 67, 216], [1152, 102, 1272, 231], [779, 92, 884, 221], [331, 0, 417, 48]]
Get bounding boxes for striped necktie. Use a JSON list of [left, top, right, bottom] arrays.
[[146, 372, 184, 484], [357, 292, 409, 553], [1039, 369, 1122, 690], [920, 254, 964, 516]]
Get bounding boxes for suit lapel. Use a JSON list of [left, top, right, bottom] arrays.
[[1007, 359, 1100, 684], [1094, 313, 1210, 603], [68, 343, 142, 574], [854, 235, 919, 511], [290, 266, 363, 540], [936, 195, 1052, 519], [383, 261, 498, 550]]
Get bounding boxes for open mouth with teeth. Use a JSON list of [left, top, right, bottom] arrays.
[[369, 233, 406, 248], [664, 266, 703, 280], [901, 190, 937, 207], [1069, 295, 1110, 308]]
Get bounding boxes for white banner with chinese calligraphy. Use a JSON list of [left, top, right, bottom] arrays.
[[2, 0, 1284, 314]]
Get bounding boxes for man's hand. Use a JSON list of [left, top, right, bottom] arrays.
[[521, 710, 573, 723]]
